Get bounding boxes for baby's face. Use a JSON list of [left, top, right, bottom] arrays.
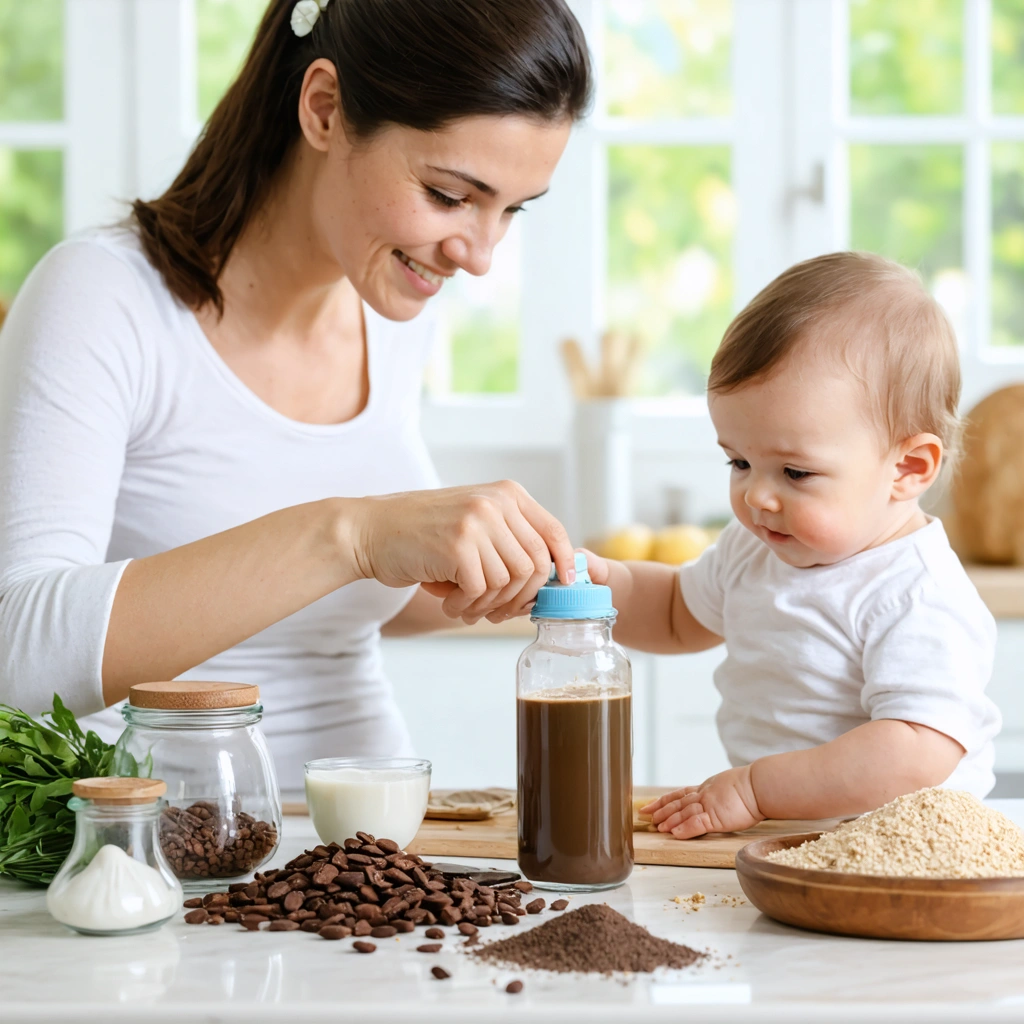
[[708, 357, 905, 568]]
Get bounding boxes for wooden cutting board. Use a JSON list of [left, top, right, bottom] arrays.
[[286, 788, 845, 869], [405, 811, 846, 869]]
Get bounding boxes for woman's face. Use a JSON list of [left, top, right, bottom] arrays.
[[306, 101, 571, 321]]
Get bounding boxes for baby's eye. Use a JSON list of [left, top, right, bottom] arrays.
[[727, 459, 750, 472], [784, 467, 812, 481]]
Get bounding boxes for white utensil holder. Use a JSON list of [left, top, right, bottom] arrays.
[[571, 399, 634, 544]]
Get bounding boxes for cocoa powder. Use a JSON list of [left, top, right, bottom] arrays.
[[473, 903, 705, 974]]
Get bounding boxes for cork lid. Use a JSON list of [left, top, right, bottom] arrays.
[[128, 681, 260, 710], [73, 777, 167, 805]]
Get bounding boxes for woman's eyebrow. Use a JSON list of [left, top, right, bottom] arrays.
[[427, 165, 497, 196], [426, 165, 549, 203]]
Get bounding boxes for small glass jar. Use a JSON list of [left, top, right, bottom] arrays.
[[47, 777, 183, 936], [111, 681, 282, 890], [517, 553, 633, 891]]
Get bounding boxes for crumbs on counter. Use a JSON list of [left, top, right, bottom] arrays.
[[672, 892, 706, 911]]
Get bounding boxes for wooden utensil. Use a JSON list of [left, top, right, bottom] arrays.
[[736, 833, 1024, 941], [560, 338, 594, 399]]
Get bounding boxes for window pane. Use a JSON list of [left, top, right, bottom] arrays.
[[604, 0, 732, 119], [196, 0, 265, 121], [993, 0, 1024, 115], [993, 143, 1024, 347], [433, 218, 521, 395], [0, 149, 63, 303], [607, 145, 733, 395], [849, 0, 963, 115], [849, 145, 965, 328], [0, 0, 63, 121]]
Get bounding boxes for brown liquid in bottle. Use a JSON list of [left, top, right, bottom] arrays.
[[517, 688, 633, 887]]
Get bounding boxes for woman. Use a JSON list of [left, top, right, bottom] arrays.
[[0, 0, 591, 790]]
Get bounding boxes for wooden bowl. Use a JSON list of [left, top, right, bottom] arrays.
[[735, 833, 1024, 941]]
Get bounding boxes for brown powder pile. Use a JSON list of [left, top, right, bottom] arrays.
[[472, 903, 705, 974], [768, 788, 1024, 878]]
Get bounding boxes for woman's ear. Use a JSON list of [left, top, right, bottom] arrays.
[[891, 433, 943, 501], [297, 59, 341, 153]]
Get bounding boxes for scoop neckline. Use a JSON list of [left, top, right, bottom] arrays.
[[182, 303, 379, 438]]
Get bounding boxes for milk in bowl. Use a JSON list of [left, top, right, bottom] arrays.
[[304, 758, 431, 850]]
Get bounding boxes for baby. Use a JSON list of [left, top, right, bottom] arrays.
[[586, 251, 1000, 839]]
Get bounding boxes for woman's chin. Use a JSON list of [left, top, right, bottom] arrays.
[[361, 285, 433, 323]]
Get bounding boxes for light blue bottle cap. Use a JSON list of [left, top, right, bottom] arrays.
[[531, 552, 616, 621]]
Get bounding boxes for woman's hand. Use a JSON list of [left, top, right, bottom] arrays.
[[350, 480, 576, 623], [639, 766, 764, 839]]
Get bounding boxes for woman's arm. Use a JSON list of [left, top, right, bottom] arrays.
[[0, 245, 574, 714]]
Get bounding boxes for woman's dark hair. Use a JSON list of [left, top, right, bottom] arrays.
[[132, 0, 592, 313]]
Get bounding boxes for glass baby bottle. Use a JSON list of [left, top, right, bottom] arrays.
[[516, 552, 633, 891]]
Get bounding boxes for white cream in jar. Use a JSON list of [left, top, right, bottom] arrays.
[[47, 844, 181, 932], [304, 758, 431, 849]]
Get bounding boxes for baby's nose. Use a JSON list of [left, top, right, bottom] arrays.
[[745, 480, 782, 513]]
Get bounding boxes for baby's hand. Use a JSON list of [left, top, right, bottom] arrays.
[[639, 766, 764, 839]]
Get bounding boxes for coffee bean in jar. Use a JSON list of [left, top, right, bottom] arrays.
[[111, 682, 282, 887], [160, 801, 277, 879]]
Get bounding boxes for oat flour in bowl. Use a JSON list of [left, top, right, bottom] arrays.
[[767, 788, 1024, 878]]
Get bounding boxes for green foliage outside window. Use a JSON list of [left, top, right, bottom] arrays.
[[604, 0, 732, 119], [197, 0, 265, 122], [849, 0, 963, 115], [0, 0, 62, 122], [994, 0, 1024, 114], [607, 145, 734, 394], [992, 143, 1024, 347], [849, 144, 964, 326], [0, 149, 62, 305]]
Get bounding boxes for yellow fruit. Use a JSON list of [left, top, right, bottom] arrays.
[[596, 524, 655, 561], [651, 524, 710, 565]]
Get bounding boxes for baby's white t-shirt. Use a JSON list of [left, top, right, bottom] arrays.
[[679, 518, 1000, 797]]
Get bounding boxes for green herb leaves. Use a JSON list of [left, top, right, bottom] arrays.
[[0, 695, 116, 886]]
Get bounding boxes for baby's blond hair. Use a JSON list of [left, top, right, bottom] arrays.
[[708, 251, 962, 465]]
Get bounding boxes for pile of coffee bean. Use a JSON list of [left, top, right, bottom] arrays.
[[162, 801, 278, 879], [473, 903, 705, 974], [182, 831, 548, 947]]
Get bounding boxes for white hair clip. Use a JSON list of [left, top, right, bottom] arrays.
[[291, 0, 331, 38]]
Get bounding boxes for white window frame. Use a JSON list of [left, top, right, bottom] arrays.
[[10, 0, 1024, 446], [792, 0, 1024, 411]]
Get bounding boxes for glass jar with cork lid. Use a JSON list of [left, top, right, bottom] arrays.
[[516, 552, 634, 891], [111, 681, 282, 889], [46, 777, 183, 935]]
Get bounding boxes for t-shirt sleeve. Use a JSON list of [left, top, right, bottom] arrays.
[[860, 583, 1001, 755], [677, 521, 742, 637], [0, 240, 144, 716]]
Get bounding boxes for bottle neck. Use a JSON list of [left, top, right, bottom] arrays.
[[534, 618, 616, 647]]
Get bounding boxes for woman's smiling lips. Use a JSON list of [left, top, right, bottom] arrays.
[[393, 249, 450, 297]]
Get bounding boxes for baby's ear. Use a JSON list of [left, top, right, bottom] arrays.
[[891, 433, 943, 500]]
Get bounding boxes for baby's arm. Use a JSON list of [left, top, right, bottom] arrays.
[[585, 552, 722, 654], [643, 720, 963, 837]]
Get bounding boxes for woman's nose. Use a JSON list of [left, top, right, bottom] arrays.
[[441, 219, 500, 277]]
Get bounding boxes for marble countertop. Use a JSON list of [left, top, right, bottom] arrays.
[[7, 806, 1024, 1024]]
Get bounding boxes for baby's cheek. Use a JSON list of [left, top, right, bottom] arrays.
[[789, 502, 858, 557]]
